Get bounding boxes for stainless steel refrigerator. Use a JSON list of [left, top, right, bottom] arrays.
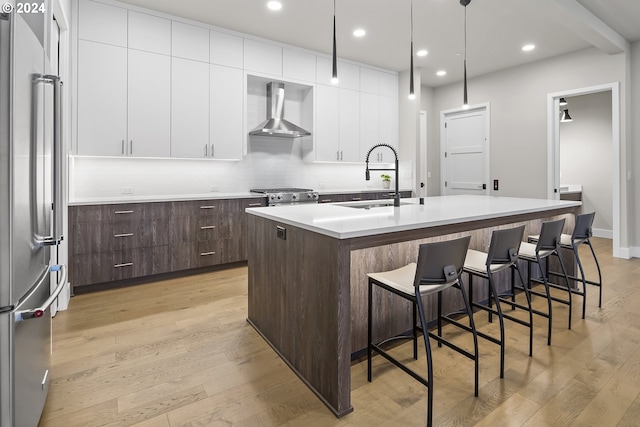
[[1, 2, 67, 426]]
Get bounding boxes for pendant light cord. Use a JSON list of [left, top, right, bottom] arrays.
[[409, 0, 415, 98]]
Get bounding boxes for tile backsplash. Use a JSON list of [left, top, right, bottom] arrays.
[[71, 138, 413, 200]]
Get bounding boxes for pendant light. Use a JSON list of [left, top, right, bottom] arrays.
[[331, 0, 338, 84], [460, 0, 471, 109], [408, 0, 415, 100], [560, 109, 573, 122]]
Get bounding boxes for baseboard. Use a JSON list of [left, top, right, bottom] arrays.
[[630, 246, 640, 259], [592, 228, 613, 239]]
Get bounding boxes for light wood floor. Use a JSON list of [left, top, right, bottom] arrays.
[[40, 238, 640, 426]]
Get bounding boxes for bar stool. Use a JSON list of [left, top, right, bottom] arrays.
[[517, 218, 571, 345], [528, 212, 602, 318], [367, 236, 477, 427], [462, 225, 532, 379]]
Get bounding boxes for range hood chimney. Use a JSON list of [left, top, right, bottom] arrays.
[[249, 82, 311, 138]]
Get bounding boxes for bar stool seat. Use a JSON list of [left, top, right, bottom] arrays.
[[517, 242, 554, 261], [367, 236, 478, 427], [368, 263, 452, 297]]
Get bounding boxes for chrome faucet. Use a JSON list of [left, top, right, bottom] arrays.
[[365, 143, 400, 207]]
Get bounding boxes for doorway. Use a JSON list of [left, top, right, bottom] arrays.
[[440, 103, 490, 195], [547, 83, 622, 258]]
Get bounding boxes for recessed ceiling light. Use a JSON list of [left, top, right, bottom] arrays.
[[522, 44, 535, 52], [436, 70, 446, 76], [267, 1, 282, 11], [416, 50, 428, 57], [353, 28, 366, 37]]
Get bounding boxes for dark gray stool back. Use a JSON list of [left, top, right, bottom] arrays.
[[535, 218, 566, 252], [572, 212, 595, 243], [414, 236, 471, 288], [485, 225, 525, 267]]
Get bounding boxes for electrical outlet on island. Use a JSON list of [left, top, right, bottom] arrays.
[[121, 186, 134, 194]]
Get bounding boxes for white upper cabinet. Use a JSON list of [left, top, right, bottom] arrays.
[[128, 11, 171, 55], [244, 39, 282, 76], [210, 31, 243, 68], [378, 95, 398, 148], [210, 64, 243, 160], [316, 57, 359, 90], [379, 72, 398, 98], [360, 67, 380, 94], [315, 84, 340, 161], [128, 50, 171, 157], [283, 49, 316, 82], [78, 0, 127, 46], [171, 58, 210, 158], [339, 89, 360, 161], [359, 92, 380, 159], [77, 40, 127, 156], [172, 21, 209, 62]]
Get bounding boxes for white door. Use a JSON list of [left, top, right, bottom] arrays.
[[441, 105, 489, 195]]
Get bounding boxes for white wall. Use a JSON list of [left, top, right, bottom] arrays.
[[559, 92, 613, 236], [631, 40, 640, 254], [429, 47, 626, 200], [70, 139, 413, 201]]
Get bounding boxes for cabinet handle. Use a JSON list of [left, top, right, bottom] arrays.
[[114, 210, 134, 215], [336, 150, 339, 161], [351, 197, 362, 201], [321, 199, 332, 203], [114, 262, 133, 268], [211, 144, 214, 158], [200, 251, 216, 256], [121, 140, 125, 155], [130, 140, 133, 155], [114, 233, 134, 238], [200, 205, 216, 209], [248, 203, 262, 207], [205, 144, 208, 157], [340, 151, 343, 161], [200, 225, 216, 230]]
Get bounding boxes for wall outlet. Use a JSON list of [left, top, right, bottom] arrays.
[[121, 186, 134, 194], [210, 185, 219, 192]]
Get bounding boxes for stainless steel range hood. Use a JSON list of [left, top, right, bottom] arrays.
[[249, 82, 311, 138]]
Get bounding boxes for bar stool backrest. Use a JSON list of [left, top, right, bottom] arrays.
[[414, 236, 471, 288], [485, 225, 525, 267], [535, 218, 566, 253], [572, 212, 595, 243]]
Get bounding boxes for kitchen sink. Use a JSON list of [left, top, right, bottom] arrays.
[[338, 201, 411, 209]]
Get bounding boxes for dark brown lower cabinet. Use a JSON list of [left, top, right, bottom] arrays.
[[69, 197, 265, 293]]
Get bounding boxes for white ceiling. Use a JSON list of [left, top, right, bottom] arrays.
[[116, 0, 640, 87]]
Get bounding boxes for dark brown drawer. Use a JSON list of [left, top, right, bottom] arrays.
[[70, 202, 169, 223], [72, 218, 169, 255], [169, 241, 223, 271]]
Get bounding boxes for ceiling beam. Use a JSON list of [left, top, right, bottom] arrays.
[[544, 0, 628, 54]]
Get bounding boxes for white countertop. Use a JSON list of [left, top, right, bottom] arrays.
[[245, 195, 581, 239]]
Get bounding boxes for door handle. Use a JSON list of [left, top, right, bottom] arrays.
[[15, 265, 67, 322]]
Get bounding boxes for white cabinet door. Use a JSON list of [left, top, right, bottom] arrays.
[[339, 89, 360, 162], [283, 48, 316, 82], [379, 95, 398, 149], [172, 21, 209, 62], [210, 64, 243, 160], [128, 50, 171, 157], [128, 11, 171, 55], [379, 72, 398, 98], [171, 58, 210, 158], [315, 84, 340, 161], [78, 0, 127, 46], [359, 92, 380, 160], [77, 40, 127, 156], [244, 39, 282, 76], [339, 62, 360, 91], [360, 68, 379, 94], [210, 31, 243, 68]]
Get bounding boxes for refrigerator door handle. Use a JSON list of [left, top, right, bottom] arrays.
[[33, 74, 64, 246], [15, 264, 67, 322]]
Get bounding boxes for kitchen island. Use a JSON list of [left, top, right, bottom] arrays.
[[245, 195, 581, 417]]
